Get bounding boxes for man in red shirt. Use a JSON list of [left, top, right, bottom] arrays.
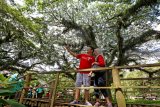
[[65, 45, 95, 106]]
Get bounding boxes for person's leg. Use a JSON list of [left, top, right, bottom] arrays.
[[83, 74, 90, 102], [94, 74, 100, 100], [99, 76, 108, 98], [94, 89, 100, 102], [84, 89, 89, 102], [75, 88, 80, 101], [93, 64, 101, 103], [98, 75, 112, 107], [39, 93, 42, 98], [83, 74, 92, 105], [94, 89, 100, 107], [94, 75, 100, 107], [70, 73, 82, 104], [37, 93, 40, 98], [105, 97, 112, 104]]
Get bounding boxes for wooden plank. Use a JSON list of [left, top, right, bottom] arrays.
[[26, 100, 30, 105], [50, 73, 60, 107], [64, 86, 115, 89], [23, 98, 50, 102], [120, 86, 160, 88], [78, 63, 160, 72], [124, 90, 160, 93], [128, 104, 160, 107], [62, 85, 160, 89], [19, 73, 31, 103], [112, 68, 126, 107], [34, 101, 37, 106], [22, 99, 27, 104], [49, 81, 55, 100], [121, 77, 160, 80], [26, 63, 160, 74], [59, 103, 93, 107], [41, 103, 45, 107], [29, 100, 32, 106], [116, 63, 160, 69], [38, 101, 41, 107]]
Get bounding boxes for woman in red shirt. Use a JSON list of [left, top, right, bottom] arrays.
[[92, 48, 112, 107]]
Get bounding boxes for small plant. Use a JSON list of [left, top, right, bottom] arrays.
[[0, 74, 25, 107]]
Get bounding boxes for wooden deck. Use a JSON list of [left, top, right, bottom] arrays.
[[21, 98, 160, 107]]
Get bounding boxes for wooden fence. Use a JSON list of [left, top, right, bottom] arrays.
[[19, 63, 160, 107]]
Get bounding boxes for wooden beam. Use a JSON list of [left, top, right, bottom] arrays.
[[120, 86, 160, 88], [23, 63, 160, 74], [121, 77, 160, 80], [48, 80, 55, 106], [65, 86, 115, 89], [116, 63, 160, 69], [50, 73, 60, 107], [78, 63, 160, 72], [19, 73, 31, 103], [112, 68, 126, 107], [58, 85, 160, 89]]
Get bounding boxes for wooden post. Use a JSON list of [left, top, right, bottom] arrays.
[[19, 73, 31, 103], [48, 80, 55, 106], [50, 73, 60, 107], [49, 80, 55, 99], [112, 68, 126, 107]]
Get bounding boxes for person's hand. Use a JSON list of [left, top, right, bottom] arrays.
[[92, 62, 98, 65], [88, 71, 92, 77], [64, 45, 70, 50]]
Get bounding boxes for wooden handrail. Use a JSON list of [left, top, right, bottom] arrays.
[[24, 63, 160, 74], [78, 63, 160, 72], [121, 77, 160, 80]]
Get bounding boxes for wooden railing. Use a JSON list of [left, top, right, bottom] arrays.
[[19, 63, 160, 107]]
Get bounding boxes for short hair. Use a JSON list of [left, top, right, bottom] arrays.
[[82, 46, 94, 53], [88, 45, 94, 50], [94, 48, 103, 55]]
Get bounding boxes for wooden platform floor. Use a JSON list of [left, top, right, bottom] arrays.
[[22, 98, 160, 107]]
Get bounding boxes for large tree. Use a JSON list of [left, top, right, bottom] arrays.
[[0, 0, 160, 79], [43, 0, 160, 74]]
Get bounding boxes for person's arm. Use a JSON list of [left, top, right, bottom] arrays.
[[88, 71, 92, 76], [93, 55, 105, 67], [97, 55, 105, 67], [92, 62, 99, 65], [64, 45, 77, 57], [89, 57, 95, 76]]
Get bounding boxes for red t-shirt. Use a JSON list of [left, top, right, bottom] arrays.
[[76, 54, 95, 74], [96, 55, 105, 67]]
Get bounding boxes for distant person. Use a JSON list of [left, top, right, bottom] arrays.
[[36, 84, 44, 98], [46, 90, 50, 98], [65, 45, 95, 106], [2, 70, 10, 78], [90, 48, 112, 107], [32, 87, 37, 98], [27, 88, 32, 98]]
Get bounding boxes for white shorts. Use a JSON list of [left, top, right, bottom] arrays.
[[75, 73, 91, 87]]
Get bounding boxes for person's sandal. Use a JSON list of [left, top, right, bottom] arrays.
[[106, 103, 113, 107], [94, 102, 100, 107], [85, 101, 92, 106], [70, 100, 80, 104]]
